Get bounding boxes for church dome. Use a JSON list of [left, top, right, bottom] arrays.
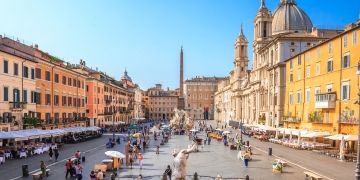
[[272, 0, 313, 35]]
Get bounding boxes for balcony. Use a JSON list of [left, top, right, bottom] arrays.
[[105, 99, 112, 105], [9, 102, 26, 111], [282, 116, 301, 123], [315, 92, 336, 109]]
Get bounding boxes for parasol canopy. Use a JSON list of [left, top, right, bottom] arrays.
[[222, 131, 231, 134], [105, 151, 125, 159], [132, 133, 142, 138]]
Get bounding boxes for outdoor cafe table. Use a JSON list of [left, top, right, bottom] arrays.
[[19, 151, 27, 158], [0, 156, 4, 164]]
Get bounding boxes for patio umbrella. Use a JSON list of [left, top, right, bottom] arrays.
[[215, 128, 222, 131], [190, 129, 199, 132], [132, 133, 142, 138], [302, 131, 330, 138], [129, 124, 138, 130], [105, 151, 125, 159], [339, 135, 345, 161], [222, 131, 231, 134]]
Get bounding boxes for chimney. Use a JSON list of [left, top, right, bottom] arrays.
[[34, 44, 39, 49]]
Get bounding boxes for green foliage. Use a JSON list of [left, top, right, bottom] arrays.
[[308, 111, 322, 122], [23, 117, 41, 127]]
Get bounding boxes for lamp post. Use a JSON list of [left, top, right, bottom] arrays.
[[355, 61, 360, 180]]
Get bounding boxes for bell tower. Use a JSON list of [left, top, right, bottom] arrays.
[[234, 24, 249, 79], [253, 0, 272, 68]]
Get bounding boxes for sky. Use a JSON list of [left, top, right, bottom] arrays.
[[1, 0, 359, 89]]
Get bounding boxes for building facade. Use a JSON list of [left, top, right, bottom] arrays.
[[215, 0, 342, 127], [284, 22, 360, 134], [184, 76, 223, 120], [0, 36, 38, 131], [146, 84, 179, 120]]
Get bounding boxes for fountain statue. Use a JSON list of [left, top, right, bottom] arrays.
[[170, 108, 194, 131], [172, 141, 198, 180]]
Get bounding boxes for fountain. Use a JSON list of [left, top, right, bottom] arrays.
[[170, 108, 194, 132]]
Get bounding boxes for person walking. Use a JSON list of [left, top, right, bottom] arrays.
[[54, 148, 59, 161], [156, 145, 160, 154], [129, 154, 134, 169], [244, 151, 251, 168], [48, 147, 53, 160], [75, 162, 83, 180], [89, 171, 96, 180], [40, 161, 46, 179], [65, 159, 73, 178], [97, 169, 104, 180], [208, 137, 211, 145], [75, 150, 81, 163], [164, 165, 172, 180], [138, 153, 144, 169]]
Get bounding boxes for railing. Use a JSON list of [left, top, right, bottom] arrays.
[[315, 92, 336, 109], [106, 99, 112, 104], [9, 102, 26, 110], [282, 116, 301, 123], [339, 118, 359, 124]]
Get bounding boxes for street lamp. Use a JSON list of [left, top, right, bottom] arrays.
[[355, 61, 360, 180]]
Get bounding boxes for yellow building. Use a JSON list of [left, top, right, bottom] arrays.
[[284, 21, 360, 135]]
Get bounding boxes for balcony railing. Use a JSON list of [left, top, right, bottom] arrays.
[[315, 92, 336, 109], [339, 118, 359, 124], [9, 102, 27, 111], [282, 116, 301, 123]]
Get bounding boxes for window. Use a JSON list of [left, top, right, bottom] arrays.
[[297, 91, 302, 104], [77, 80, 80, 88], [328, 42, 332, 53], [68, 78, 72, 86], [324, 111, 330, 123], [326, 84, 333, 92], [289, 93, 293, 105], [36, 92, 41, 104], [54, 95, 59, 106], [62, 96, 67, 106], [73, 79, 76, 87], [290, 74, 293, 82], [62, 76, 66, 84], [306, 66, 310, 78], [14, 63, 18, 76], [297, 56, 301, 65], [35, 68, 41, 79], [305, 88, 310, 103], [315, 87, 321, 95], [316, 48, 321, 59], [316, 63, 320, 75], [344, 34, 348, 48], [45, 94, 51, 105], [327, 59, 333, 72], [3, 60, 8, 73], [342, 54, 350, 68], [31, 91, 37, 103], [341, 81, 350, 100], [86, 85, 89, 92], [290, 60, 293, 69], [23, 90, 27, 102], [23, 66, 29, 78], [54, 74, 59, 83], [297, 71, 301, 80], [31, 68, 35, 79], [353, 31, 358, 45], [68, 97, 72, 106], [45, 71, 51, 81], [3, 87, 8, 101]]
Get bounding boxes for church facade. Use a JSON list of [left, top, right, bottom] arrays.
[[215, 0, 342, 127]]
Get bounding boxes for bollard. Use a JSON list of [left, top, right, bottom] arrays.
[[246, 140, 249, 146], [268, 147, 272, 156], [82, 155, 85, 162], [22, 164, 29, 177], [193, 172, 199, 180], [245, 175, 249, 180], [110, 173, 116, 180]]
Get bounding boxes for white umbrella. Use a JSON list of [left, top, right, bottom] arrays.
[[222, 131, 231, 134], [190, 129, 199, 132], [302, 131, 330, 138], [105, 151, 125, 159], [339, 135, 345, 160], [215, 128, 222, 131], [325, 134, 358, 141]]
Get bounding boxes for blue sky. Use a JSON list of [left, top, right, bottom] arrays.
[[1, 0, 359, 89]]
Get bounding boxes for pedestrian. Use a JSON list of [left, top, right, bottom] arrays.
[[143, 141, 146, 151], [97, 169, 104, 180], [40, 160, 46, 179], [164, 165, 172, 180], [65, 159, 73, 178], [54, 148, 59, 161], [244, 151, 251, 168], [90, 170, 96, 180], [48, 147, 53, 160], [208, 137, 211, 145], [156, 145, 160, 154], [137, 174, 143, 180], [75, 150, 81, 163], [129, 154, 134, 169], [138, 153, 144, 169], [75, 162, 83, 180]]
